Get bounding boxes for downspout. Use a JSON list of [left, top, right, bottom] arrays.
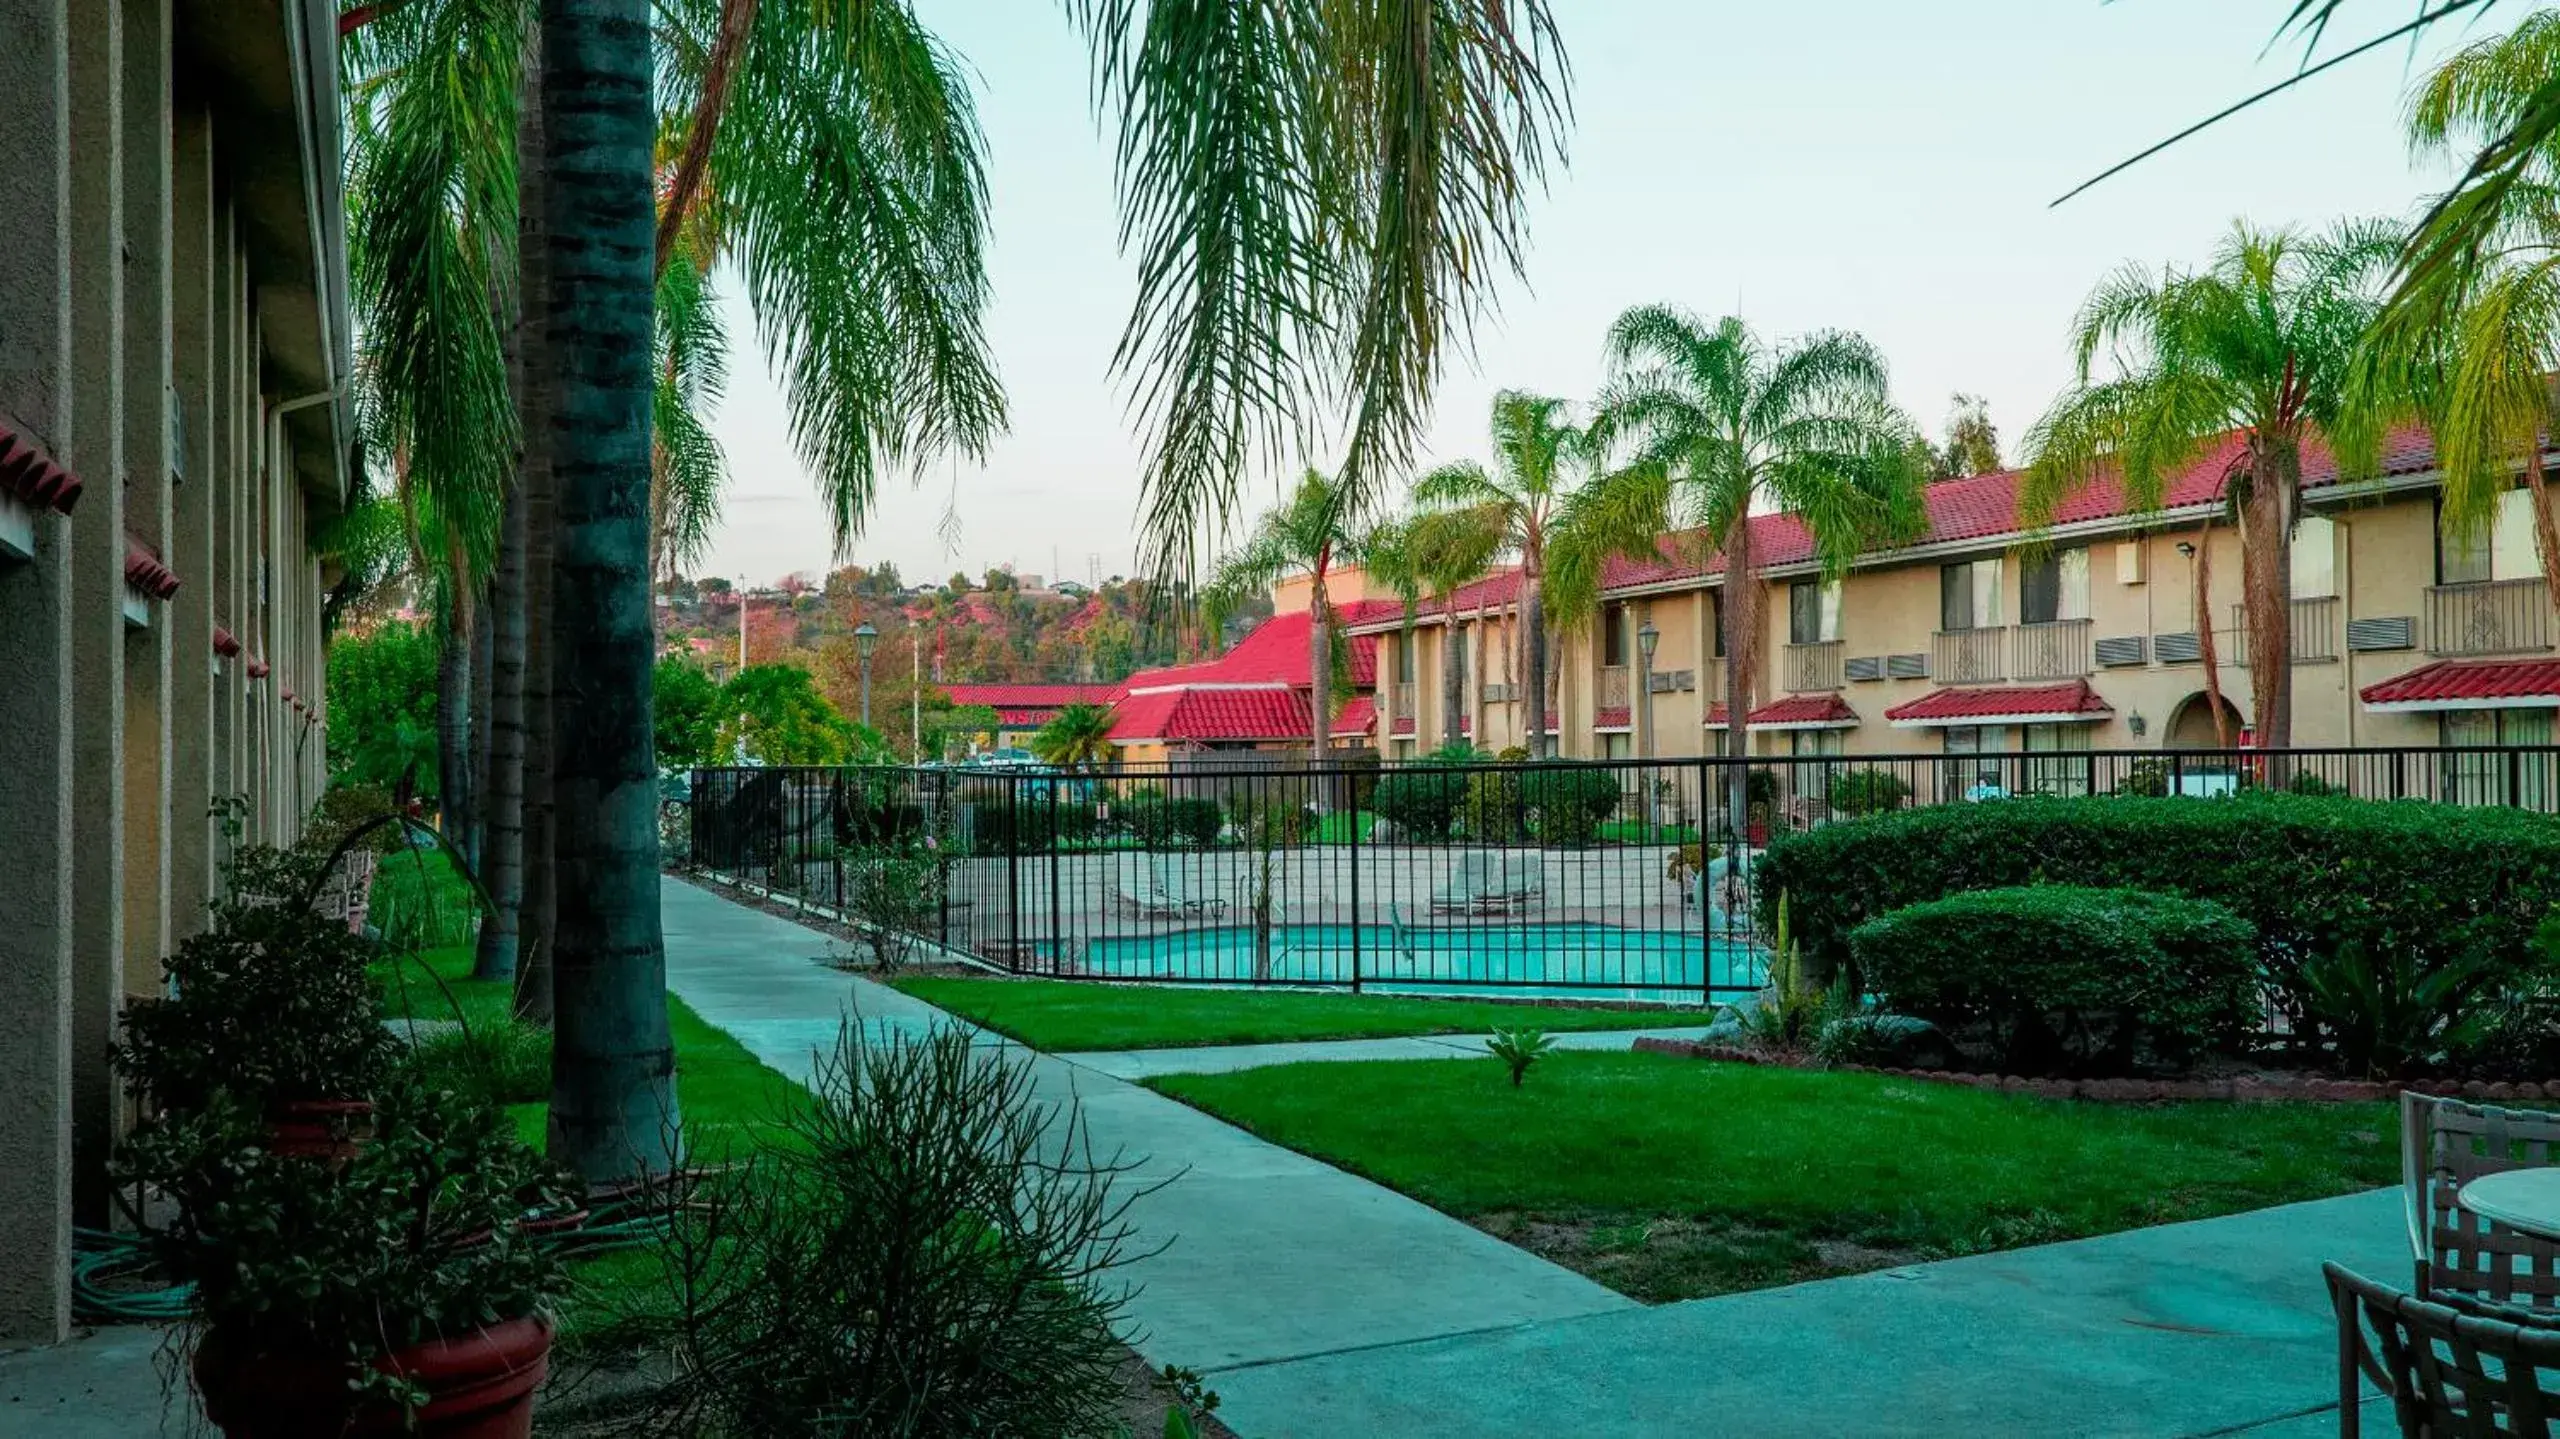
[[2336, 514, 2356, 749]]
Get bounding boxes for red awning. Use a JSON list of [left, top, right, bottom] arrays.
[[1595, 706, 1632, 731], [2360, 658, 2560, 711], [123, 538, 180, 599], [1336, 695, 1376, 735], [1706, 693, 1859, 730], [0, 419, 80, 515], [1886, 680, 2113, 727], [212, 625, 242, 658]]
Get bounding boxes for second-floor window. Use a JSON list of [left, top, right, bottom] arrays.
[[2018, 549, 2089, 625], [1788, 579, 1840, 644], [1601, 601, 1628, 666], [2439, 489, 2538, 586], [1453, 623, 1471, 690], [1708, 590, 1725, 657], [1396, 631, 1416, 683], [2293, 515, 2337, 599], [1940, 559, 2002, 631]]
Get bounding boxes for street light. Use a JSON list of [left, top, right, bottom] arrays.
[[853, 622, 880, 727], [1636, 617, 1662, 824]]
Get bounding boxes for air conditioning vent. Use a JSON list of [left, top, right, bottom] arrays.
[[1884, 652, 1928, 679], [2094, 635, 2147, 667], [1843, 655, 1885, 683], [2347, 616, 2416, 652], [1649, 668, 1695, 693], [2155, 632, 2201, 664]]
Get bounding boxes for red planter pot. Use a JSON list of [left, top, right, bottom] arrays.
[[195, 1315, 552, 1439], [264, 1099, 374, 1162]]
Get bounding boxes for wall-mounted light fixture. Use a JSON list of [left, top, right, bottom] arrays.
[[2128, 710, 2148, 738]]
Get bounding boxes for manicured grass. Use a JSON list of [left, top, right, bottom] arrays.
[[887, 975, 1705, 1051], [1148, 1053, 2401, 1302], [1312, 810, 1377, 844]]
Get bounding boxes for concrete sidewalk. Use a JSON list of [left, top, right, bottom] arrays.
[[1058, 1024, 1717, 1081], [661, 877, 2409, 1438]]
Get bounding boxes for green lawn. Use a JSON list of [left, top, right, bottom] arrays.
[[1149, 1053, 2401, 1302], [889, 974, 1706, 1051]]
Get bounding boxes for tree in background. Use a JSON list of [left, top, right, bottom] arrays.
[[1204, 470, 1379, 758], [2023, 218, 2400, 749], [1923, 393, 2003, 479], [654, 658, 726, 769], [1585, 310, 1928, 839], [325, 622, 443, 800], [1031, 703, 1119, 771], [711, 664, 881, 766]]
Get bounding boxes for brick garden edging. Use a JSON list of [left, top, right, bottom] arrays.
[[1630, 1037, 2560, 1104]]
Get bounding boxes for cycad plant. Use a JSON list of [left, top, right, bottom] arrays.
[[2024, 219, 2400, 749], [1585, 310, 1927, 839]]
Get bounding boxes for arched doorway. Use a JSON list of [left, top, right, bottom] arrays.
[[2164, 690, 2244, 751]]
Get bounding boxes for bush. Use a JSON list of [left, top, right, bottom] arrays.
[[1756, 793, 2560, 1011], [1826, 770, 1911, 817], [307, 784, 409, 856], [1519, 765, 1622, 846], [404, 1020, 552, 1107], [1116, 792, 1222, 848], [1460, 766, 1525, 842], [1372, 768, 1468, 841], [1846, 886, 2260, 1074]]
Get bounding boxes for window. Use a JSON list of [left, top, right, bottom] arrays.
[[2019, 549, 2089, 625], [1789, 579, 1841, 644], [2022, 722, 2094, 797], [1601, 602, 1627, 666], [2442, 708, 2555, 808], [1707, 591, 1725, 658], [1395, 631, 1416, 683], [1453, 623, 1470, 690], [2292, 515, 2337, 599], [1939, 559, 2003, 631], [1941, 724, 2007, 798], [2440, 489, 2539, 585]]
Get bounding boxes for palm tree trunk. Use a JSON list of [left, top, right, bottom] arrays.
[[436, 603, 474, 864], [474, 463, 529, 982], [470, 573, 496, 865], [541, 0, 678, 1186], [1523, 569, 1547, 760], [2241, 439, 2298, 749], [2526, 466, 2560, 621], [1307, 561, 1332, 762], [1439, 594, 1463, 750], [652, 0, 757, 281], [1722, 519, 1757, 845], [2195, 520, 2232, 751], [516, 24, 557, 1026]]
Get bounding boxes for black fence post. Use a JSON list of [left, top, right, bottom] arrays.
[[1348, 779, 1363, 994], [1006, 772, 1022, 971], [1047, 777, 1064, 977]]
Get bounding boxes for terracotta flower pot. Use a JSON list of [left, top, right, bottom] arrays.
[[194, 1315, 552, 1439], [264, 1099, 375, 1162]]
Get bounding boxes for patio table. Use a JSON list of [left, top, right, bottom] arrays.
[[2458, 1168, 2560, 1243]]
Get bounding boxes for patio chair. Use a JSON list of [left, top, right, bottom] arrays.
[[1431, 852, 1540, 915], [2326, 1261, 2560, 1438], [1148, 854, 1228, 919], [2403, 1092, 2560, 1314], [1112, 859, 1181, 919]]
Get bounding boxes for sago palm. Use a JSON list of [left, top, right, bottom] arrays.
[[1586, 309, 1927, 838], [1030, 703, 1119, 772], [2023, 218, 2401, 749], [1415, 392, 1603, 757]]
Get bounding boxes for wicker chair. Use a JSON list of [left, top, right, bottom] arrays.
[[2327, 1262, 2560, 1437], [2404, 1092, 2560, 1313]]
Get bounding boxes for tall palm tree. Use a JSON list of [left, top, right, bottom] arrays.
[[1415, 391, 1601, 757], [1030, 703, 1118, 772], [1362, 504, 1503, 751], [1202, 470, 1372, 758], [1587, 309, 1927, 839], [2023, 218, 2400, 749]]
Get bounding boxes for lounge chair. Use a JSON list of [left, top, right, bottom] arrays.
[[1431, 852, 1541, 915], [2326, 1261, 2560, 1438], [1112, 859, 1180, 918], [1149, 854, 1228, 919], [2403, 1092, 2560, 1313]]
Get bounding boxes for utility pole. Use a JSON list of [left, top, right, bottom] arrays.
[[736, 583, 748, 671]]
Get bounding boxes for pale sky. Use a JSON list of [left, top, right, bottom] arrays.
[[697, 0, 2512, 590]]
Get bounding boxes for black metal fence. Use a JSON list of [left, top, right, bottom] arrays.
[[685, 745, 2560, 1008]]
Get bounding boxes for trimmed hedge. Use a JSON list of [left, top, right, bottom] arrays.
[[1847, 886, 2259, 1074], [1372, 769, 1468, 841], [1758, 794, 2560, 998], [1519, 766, 1622, 846]]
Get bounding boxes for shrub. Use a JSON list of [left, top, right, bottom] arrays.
[[307, 783, 408, 856], [1846, 886, 2260, 1074], [1519, 765, 1622, 846], [2114, 759, 2172, 798], [1826, 769, 1911, 817], [1116, 792, 1222, 848], [1372, 768, 1468, 841], [404, 1020, 552, 1108], [2296, 940, 2503, 1078], [1460, 766, 1525, 842], [1487, 1027, 1555, 1087], [1755, 793, 2560, 1008], [845, 849, 944, 976], [656, 1022, 1139, 1436]]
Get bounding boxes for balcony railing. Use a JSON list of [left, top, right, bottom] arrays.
[[2010, 619, 2093, 680], [1599, 665, 1631, 708], [2427, 578, 2553, 657], [1930, 627, 2004, 684], [2227, 597, 2342, 666], [1392, 681, 1415, 720], [1784, 640, 1843, 692]]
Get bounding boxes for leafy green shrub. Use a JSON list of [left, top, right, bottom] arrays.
[[404, 1020, 551, 1108], [1117, 792, 1222, 848], [1826, 770, 1911, 817], [1520, 765, 1622, 846], [2297, 941, 2502, 1078], [2114, 759, 2171, 798], [1756, 793, 2560, 1009], [1487, 1027, 1555, 1087], [307, 784, 408, 856], [1460, 766, 1525, 842], [1054, 801, 1104, 844], [1372, 769, 1468, 841], [1845, 886, 2260, 1074]]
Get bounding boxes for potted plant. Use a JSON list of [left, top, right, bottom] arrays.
[[115, 843, 400, 1158], [119, 1078, 569, 1437]]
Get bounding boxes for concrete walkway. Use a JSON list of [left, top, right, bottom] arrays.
[[1058, 1024, 1718, 1081], [663, 878, 2408, 1438]]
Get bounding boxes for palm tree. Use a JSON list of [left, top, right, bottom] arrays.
[[1202, 470, 1372, 759], [1362, 505, 1503, 750], [1415, 392, 1603, 758], [1587, 309, 1927, 839], [2023, 218, 2400, 749], [1030, 703, 1118, 772]]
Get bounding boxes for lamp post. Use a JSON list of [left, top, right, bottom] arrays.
[[1636, 618, 1661, 830], [853, 621, 880, 727]]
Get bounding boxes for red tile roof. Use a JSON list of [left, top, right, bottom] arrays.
[[1336, 695, 1376, 735], [1107, 686, 1312, 743], [2360, 658, 2560, 710], [0, 419, 81, 516], [939, 682, 1124, 728], [1706, 694, 1859, 728], [123, 538, 180, 599], [1390, 715, 1416, 736], [1886, 680, 2114, 725], [1125, 608, 1386, 693], [1595, 706, 1632, 730]]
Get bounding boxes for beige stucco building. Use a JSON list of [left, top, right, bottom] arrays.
[[0, 0, 350, 1345], [1349, 431, 2555, 787]]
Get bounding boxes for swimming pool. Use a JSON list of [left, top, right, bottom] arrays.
[[1057, 921, 1762, 1003]]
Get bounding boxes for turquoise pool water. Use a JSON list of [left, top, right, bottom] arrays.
[[1061, 921, 1761, 1003]]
